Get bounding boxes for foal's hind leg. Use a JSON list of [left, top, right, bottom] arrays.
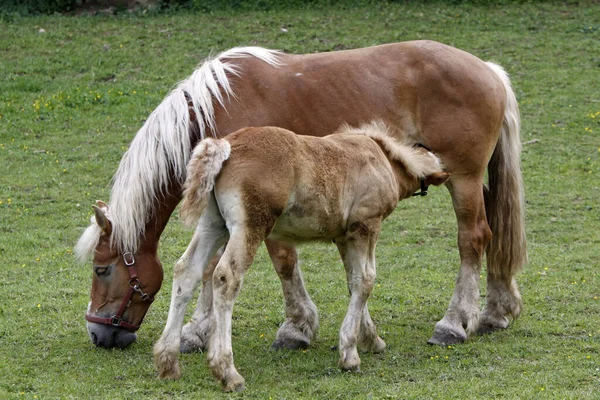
[[428, 176, 491, 345], [180, 246, 224, 353], [266, 240, 319, 350], [208, 228, 264, 392], [154, 196, 228, 378]]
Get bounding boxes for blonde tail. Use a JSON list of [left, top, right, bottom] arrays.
[[485, 62, 527, 287], [179, 138, 231, 228]]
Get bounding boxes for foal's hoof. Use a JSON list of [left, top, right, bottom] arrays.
[[271, 338, 309, 350], [157, 362, 182, 380], [222, 373, 246, 392]]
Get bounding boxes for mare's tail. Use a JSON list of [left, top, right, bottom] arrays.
[[484, 62, 527, 308], [179, 138, 231, 227]]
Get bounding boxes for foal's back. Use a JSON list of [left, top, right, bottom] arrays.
[[215, 127, 398, 242]]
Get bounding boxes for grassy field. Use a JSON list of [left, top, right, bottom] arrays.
[[1, 1, 599, 398]]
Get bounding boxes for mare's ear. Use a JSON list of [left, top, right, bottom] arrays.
[[425, 171, 450, 186], [95, 200, 109, 213], [92, 205, 112, 236]]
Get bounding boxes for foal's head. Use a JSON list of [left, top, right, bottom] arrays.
[[339, 121, 450, 195], [77, 201, 164, 348]]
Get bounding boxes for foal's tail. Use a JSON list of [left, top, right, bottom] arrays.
[[485, 62, 527, 287], [179, 138, 231, 228]]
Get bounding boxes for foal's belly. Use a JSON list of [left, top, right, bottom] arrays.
[[268, 204, 344, 243]]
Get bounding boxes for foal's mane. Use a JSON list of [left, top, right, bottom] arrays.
[[76, 47, 282, 261], [337, 121, 443, 179]]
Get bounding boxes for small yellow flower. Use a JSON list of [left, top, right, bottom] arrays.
[[37, 304, 41, 308]]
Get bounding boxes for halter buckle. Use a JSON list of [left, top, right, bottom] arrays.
[[123, 252, 135, 266], [110, 316, 122, 326]]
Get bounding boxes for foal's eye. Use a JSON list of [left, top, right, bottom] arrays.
[[93, 265, 113, 276]]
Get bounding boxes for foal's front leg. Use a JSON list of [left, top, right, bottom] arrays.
[[335, 219, 382, 371], [265, 240, 319, 350], [182, 240, 319, 353]]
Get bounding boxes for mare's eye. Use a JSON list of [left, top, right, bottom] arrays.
[[93, 265, 113, 276]]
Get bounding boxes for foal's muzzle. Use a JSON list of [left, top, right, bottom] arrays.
[[87, 322, 137, 349]]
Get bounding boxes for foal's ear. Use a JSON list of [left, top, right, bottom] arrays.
[[92, 205, 112, 236], [425, 171, 450, 186]]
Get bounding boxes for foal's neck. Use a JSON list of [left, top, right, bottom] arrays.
[[377, 146, 416, 200]]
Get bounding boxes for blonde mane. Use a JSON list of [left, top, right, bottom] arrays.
[[337, 121, 444, 179], [75, 47, 282, 261]]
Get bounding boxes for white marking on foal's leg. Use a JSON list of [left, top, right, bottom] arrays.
[[207, 229, 262, 392], [155, 197, 227, 379]]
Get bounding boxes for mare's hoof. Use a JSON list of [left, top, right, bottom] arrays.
[[427, 330, 466, 346], [271, 338, 309, 350], [476, 322, 501, 335], [477, 315, 509, 335]]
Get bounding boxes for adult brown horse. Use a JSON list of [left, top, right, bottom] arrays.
[[76, 40, 526, 350]]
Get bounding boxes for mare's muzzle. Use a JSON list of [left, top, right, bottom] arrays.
[[87, 322, 137, 348]]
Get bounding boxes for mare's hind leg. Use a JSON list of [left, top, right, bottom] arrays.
[[428, 176, 491, 345], [180, 246, 224, 353], [266, 240, 319, 350]]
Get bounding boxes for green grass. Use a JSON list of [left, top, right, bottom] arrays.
[[1, 1, 599, 398]]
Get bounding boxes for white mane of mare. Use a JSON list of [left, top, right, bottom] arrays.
[[75, 47, 282, 261]]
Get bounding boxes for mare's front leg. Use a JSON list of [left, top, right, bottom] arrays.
[[335, 218, 383, 371], [428, 176, 491, 345], [208, 229, 263, 392], [154, 197, 228, 379], [265, 240, 319, 350], [180, 246, 224, 353]]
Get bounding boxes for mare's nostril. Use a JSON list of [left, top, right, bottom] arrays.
[[91, 332, 98, 346]]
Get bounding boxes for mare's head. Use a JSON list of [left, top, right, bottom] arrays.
[[77, 201, 164, 348]]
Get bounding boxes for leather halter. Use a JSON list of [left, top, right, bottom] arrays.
[[411, 143, 431, 197], [412, 178, 429, 197], [85, 252, 154, 332]]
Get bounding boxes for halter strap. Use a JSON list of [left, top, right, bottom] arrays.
[[85, 252, 154, 332], [412, 178, 429, 197], [411, 143, 431, 197]]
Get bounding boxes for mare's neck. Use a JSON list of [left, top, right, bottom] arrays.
[[138, 187, 182, 254]]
